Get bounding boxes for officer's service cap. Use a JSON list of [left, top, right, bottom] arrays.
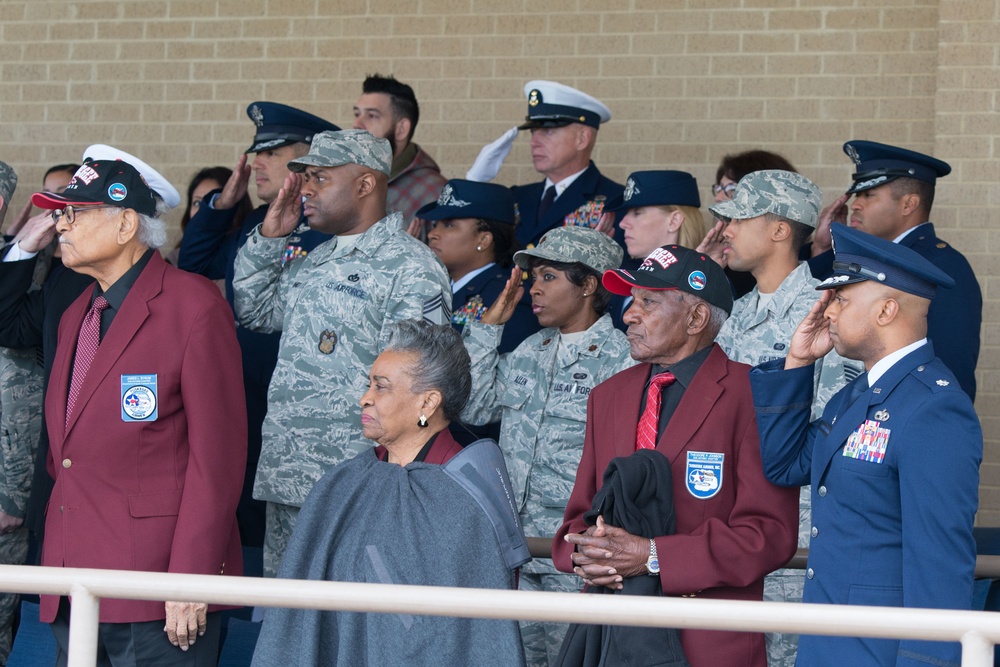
[[287, 130, 392, 176], [82, 144, 181, 209], [518, 80, 611, 130], [32, 158, 159, 217], [606, 170, 700, 213], [603, 245, 733, 315], [245, 101, 341, 154], [817, 223, 955, 300], [709, 170, 822, 228], [514, 226, 622, 276], [417, 179, 517, 226], [844, 140, 951, 195], [0, 160, 17, 205]]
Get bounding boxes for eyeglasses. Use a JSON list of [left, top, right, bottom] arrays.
[[50, 205, 113, 225], [711, 183, 737, 198]]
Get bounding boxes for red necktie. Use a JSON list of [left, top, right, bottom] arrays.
[[636, 372, 676, 451], [66, 296, 109, 427]]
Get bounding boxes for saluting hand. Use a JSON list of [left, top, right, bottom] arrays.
[[479, 266, 523, 326], [2, 201, 34, 237], [811, 193, 850, 257], [260, 173, 302, 239], [786, 290, 835, 369], [696, 219, 728, 268], [215, 154, 252, 211], [565, 515, 650, 590], [13, 212, 58, 254], [595, 211, 616, 238]]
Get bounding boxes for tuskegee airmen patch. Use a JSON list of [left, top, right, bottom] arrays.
[[686, 451, 724, 499], [121, 374, 158, 422]]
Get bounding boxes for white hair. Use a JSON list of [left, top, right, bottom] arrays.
[[107, 198, 169, 249]]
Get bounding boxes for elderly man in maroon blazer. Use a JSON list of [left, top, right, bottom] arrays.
[[553, 245, 798, 667], [32, 154, 246, 666]]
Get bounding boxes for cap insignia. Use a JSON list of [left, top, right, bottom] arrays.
[[528, 89, 541, 107], [688, 270, 706, 290], [623, 177, 640, 202], [436, 184, 470, 208], [845, 144, 861, 166], [250, 104, 265, 127], [853, 175, 887, 191]]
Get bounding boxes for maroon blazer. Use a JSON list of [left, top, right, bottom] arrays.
[[374, 428, 464, 465], [41, 252, 247, 624], [553, 344, 798, 667]]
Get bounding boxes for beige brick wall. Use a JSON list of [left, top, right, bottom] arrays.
[[1, 0, 998, 517]]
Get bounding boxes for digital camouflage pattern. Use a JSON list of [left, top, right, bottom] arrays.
[[233, 211, 450, 510], [462, 314, 635, 667], [0, 344, 40, 664], [513, 225, 623, 275], [0, 160, 16, 204], [709, 170, 822, 228], [715, 261, 862, 667], [287, 129, 392, 176]]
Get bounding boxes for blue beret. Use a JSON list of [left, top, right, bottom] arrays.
[[417, 179, 517, 226], [844, 140, 951, 194], [606, 170, 701, 213], [817, 223, 955, 299], [245, 101, 341, 154]]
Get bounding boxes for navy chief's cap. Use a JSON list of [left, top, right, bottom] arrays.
[[817, 223, 955, 299], [245, 101, 341, 154], [606, 170, 701, 213], [843, 140, 951, 195], [603, 244, 733, 315], [417, 179, 517, 226], [518, 80, 611, 130]]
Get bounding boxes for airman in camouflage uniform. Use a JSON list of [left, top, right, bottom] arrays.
[[233, 130, 451, 577], [710, 170, 861, 667], [461, 227, 635, 667], [0, 159, 38, 664]]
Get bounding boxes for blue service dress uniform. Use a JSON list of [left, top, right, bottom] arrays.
[[749, 342, 981, 667], [511, 162, 624, 250], [177, 198, 330, 546], [808, 224, 981, 401]]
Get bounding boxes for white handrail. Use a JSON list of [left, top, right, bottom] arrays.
[[0, 564, 998, 667]]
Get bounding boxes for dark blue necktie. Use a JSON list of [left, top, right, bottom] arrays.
[[538, 185, 556, 220], [847, 372, 869, 405]]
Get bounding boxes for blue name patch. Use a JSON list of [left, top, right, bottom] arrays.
[[121, 374, 157, 422]]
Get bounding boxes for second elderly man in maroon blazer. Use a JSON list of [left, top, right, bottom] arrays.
[[554, 245, 798, 667]]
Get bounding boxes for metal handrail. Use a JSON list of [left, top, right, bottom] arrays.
[[1, 564, 999, 667], [526, 539, 1000, 578]]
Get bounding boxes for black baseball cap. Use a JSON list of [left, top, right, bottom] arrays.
[[603, 245, 733, 315], [32, 159, 157, 217]]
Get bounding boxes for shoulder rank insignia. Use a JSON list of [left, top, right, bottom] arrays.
[[318, 329, 337, 354], [936, 379, 949, 386]]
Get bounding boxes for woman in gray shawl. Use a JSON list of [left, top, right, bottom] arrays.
[[252, 321, 528, 667]]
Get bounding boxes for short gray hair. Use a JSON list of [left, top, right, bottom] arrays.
[[106, 197, 169, 249], [677, 291, 729, 338], [385, 319, 472, 421]]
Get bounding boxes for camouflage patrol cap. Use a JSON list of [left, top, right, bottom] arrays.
[[513, 226, 623, 275], [0, 160, 17, 205], [709, 169, 822, 228], [287, 129, 392, 176]]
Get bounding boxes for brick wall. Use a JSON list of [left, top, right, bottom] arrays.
[[2, 0, 998, 518]]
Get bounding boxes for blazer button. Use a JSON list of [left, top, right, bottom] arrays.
[[818, 485, 827, 497], [811, 526, 819, 538], [806, 568, 815, 579], [62, 459, 72, 469]]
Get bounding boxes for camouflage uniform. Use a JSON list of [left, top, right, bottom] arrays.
[[711, 170, 861, 667], [234, 209, 451, 575], [461, 225, 631, 667]]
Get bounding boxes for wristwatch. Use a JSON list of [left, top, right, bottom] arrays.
[[646, 538, 660, 575]]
